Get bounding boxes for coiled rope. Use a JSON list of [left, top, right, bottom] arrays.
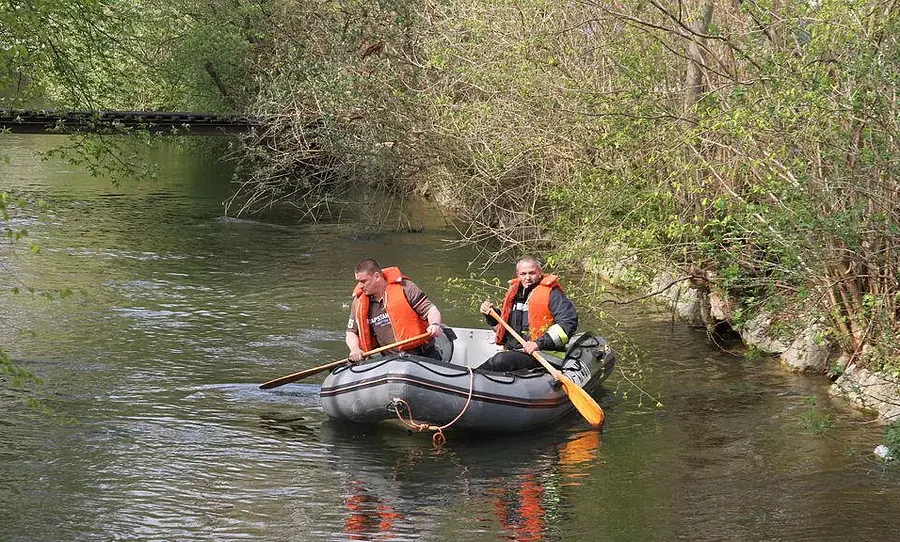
[[391, 366, 475, 446]]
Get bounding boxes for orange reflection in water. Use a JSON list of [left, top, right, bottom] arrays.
[[557, 430, 601, 486], [341, 431, 601, 541], [343, 480, 403, 541], [489, 471, 546, 542], [484, 431, 602, 540]]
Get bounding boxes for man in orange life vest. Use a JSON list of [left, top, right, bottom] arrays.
[[479, 256, 578, 372], [346, 259, 443, 362]]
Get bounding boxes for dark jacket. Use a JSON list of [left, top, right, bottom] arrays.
[[485, 284, 578, 351]]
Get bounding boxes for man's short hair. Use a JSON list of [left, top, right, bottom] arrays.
[[517, 255, 542, 269], [355, 258, 382, 275]]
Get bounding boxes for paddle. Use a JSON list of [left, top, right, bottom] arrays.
[[259, 331, 432, 390], [488, 308, 605, 428]]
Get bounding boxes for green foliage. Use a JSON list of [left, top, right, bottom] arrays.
[[801, 396, 833, 436], [146, 0, 262, 112], [2, 0, 140, 108], [0, 0, 261, 224], [1, 350, 41, 388], [885, 420, 900, 459], [441, 274, 506, 313], [421, 0, 900, 371], [1, 0, 261, 111], [39, 133, 159, 186], [4, 0, 900, 376], [229, 0, 435, 216], [744, 345, 765, 362], [215, 1, 900, 374]]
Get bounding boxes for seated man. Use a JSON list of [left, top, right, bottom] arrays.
[[479, 256, 577, 372], [346, 259, 443, 362]]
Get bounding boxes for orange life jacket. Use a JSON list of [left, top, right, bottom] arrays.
[[353, 266, 430, 352], [495, 274, 561, 346]]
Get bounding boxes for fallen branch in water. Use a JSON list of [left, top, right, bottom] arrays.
[[597, 274, 706, 306]]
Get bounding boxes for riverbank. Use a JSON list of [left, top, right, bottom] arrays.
[[583, 248, 900, 426]]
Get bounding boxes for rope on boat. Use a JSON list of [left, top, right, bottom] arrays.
[[391, 366, 475, 446]]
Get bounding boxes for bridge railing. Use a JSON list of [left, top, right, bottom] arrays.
[[0, 109, 261, 136]]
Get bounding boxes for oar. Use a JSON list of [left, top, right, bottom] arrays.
[[259, 331, 432, 390], [488, 308, 605, 428]]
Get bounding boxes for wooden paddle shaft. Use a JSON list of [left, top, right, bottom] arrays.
[[487, 308, 562, 378], [489, 307, 605, 428], [259, 331, 432, 389]]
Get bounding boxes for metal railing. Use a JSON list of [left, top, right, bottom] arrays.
[[0, 109, 260, 136]]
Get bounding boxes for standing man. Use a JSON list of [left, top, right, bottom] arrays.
[[479, 256, 578, 372], [346, 259, 443, 362]]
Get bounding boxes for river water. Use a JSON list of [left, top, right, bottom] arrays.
[[2, 135, 899, 541]]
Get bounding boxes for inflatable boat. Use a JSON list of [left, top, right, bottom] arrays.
[[320, 327, 616, 433]]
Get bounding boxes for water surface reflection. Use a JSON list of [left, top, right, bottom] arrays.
[[316, 421, 602, 541], [3, 135, 900, 541]]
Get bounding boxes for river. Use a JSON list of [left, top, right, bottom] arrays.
[[2, 135, 899, 541]]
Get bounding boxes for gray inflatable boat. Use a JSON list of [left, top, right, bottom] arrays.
[[320, 327, 616, 433]]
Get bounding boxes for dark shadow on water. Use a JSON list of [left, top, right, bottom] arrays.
[[258, 411, 316, 435]]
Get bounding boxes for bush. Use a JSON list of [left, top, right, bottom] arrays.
[[885, 419, 900, 459]]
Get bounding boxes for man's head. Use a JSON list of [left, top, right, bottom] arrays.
[[515, 256, 543, 288], [355, 259, 387, 298]]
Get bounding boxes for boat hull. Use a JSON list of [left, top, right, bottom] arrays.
[[320, 330, 616, 432]]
